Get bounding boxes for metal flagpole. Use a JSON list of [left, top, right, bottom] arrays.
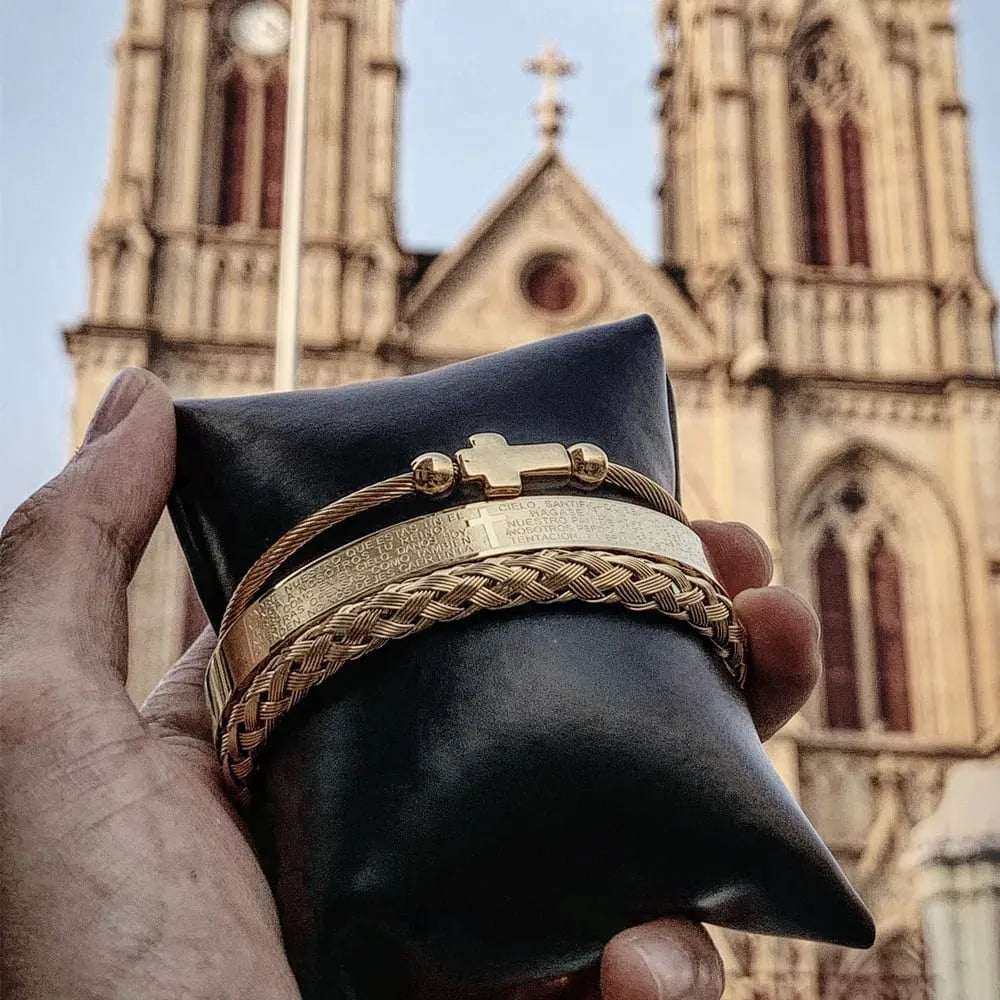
[[274, 0, 312, 392]]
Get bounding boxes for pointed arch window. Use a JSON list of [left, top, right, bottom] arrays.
[[816, 531, 861, 729], [260, 72, 287, 229], [841, 115, 870, 266], [208, 57, 288, 229], [810, 479, 914, 733], [791, 26, 870, 270], [219, 70, 250, 226], [868, 534, 911, 731], [801, 113, 831, 267]]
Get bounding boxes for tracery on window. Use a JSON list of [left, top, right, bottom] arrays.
[[790, 24, 871, 269], [790, 25, 865, 112], [806, 469, 913, 732], [204, 6, 288, 231]]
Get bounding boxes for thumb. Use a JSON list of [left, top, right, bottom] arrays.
[[0, 368, 175, 692], [601, 919, 724, 1000]]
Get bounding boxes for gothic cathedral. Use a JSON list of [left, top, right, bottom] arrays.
[[65, 0, 998, 996]]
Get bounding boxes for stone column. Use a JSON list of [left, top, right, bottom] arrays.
[[750, 41, 794, 270], [904, 759, 1000, 1000], [167, 0, 211, 228]]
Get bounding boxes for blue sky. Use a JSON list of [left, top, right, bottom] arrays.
[[1, 1, 997, 523]]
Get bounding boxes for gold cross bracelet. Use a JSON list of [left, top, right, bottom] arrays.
[[208, 436, 747, 795]]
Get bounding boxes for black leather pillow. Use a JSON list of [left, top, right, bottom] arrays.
[[169, 314, 874, 998]]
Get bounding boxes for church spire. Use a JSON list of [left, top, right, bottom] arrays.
[[525, 44, 575, 150]]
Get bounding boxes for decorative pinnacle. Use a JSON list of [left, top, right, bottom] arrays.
[[657, 2, 682, 64], [525, 44, 575, 149]]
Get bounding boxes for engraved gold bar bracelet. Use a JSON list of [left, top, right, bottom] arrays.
[[209, 436, 748, 794]]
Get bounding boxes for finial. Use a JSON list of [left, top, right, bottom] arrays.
[[657, 2, 681, 66], [525, 44, 575, 149]]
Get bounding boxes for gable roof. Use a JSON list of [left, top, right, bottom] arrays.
[[404, 150, 558, 317], [401, 149, 714, 366]]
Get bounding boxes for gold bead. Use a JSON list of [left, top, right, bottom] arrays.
[[412, 452, 457, 496], [568, 443, 609, 488]]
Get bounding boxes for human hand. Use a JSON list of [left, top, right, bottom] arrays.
[[1, 370, 300, 999], [0, 369, 820, 1000]]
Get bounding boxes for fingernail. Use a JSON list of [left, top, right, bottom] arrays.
[[603, 934, 691, 1000], [83, 369, 146, 445], [632, 937, 696, 999], [606, 922, 725, 1000]]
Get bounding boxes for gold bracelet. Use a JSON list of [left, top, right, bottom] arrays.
[[217, 547, 745, 794], [208, 434, 747, 795], [209, 496, 718, 722], [212, 434, 688, 702], [217, 434, 689, 634]]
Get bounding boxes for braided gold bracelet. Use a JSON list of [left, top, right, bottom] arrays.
[[209, 434, 747, 795]]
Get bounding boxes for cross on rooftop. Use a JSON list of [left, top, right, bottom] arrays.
[[525, 44, 576, 149]]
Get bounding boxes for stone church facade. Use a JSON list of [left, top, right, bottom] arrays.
[[65, 0, 999, 996]]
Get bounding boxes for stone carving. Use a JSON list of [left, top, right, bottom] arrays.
[[750, 3, 789, 52], [885, 18, 918, 66], [791, 25, 866, 112]]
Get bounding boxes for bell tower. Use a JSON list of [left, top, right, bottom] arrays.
[[69, 0, 404, 441], [653, 0, 996, 377], [67, 0, 406, 696], [655, 8, 999, 993]]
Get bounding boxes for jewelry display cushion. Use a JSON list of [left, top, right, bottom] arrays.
[[169, 315, 875, 997]]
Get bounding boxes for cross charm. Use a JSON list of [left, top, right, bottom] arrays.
[[456, 433, 572, 499]]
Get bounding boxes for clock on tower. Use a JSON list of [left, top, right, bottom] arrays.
[[229, 1, 291, 58]]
